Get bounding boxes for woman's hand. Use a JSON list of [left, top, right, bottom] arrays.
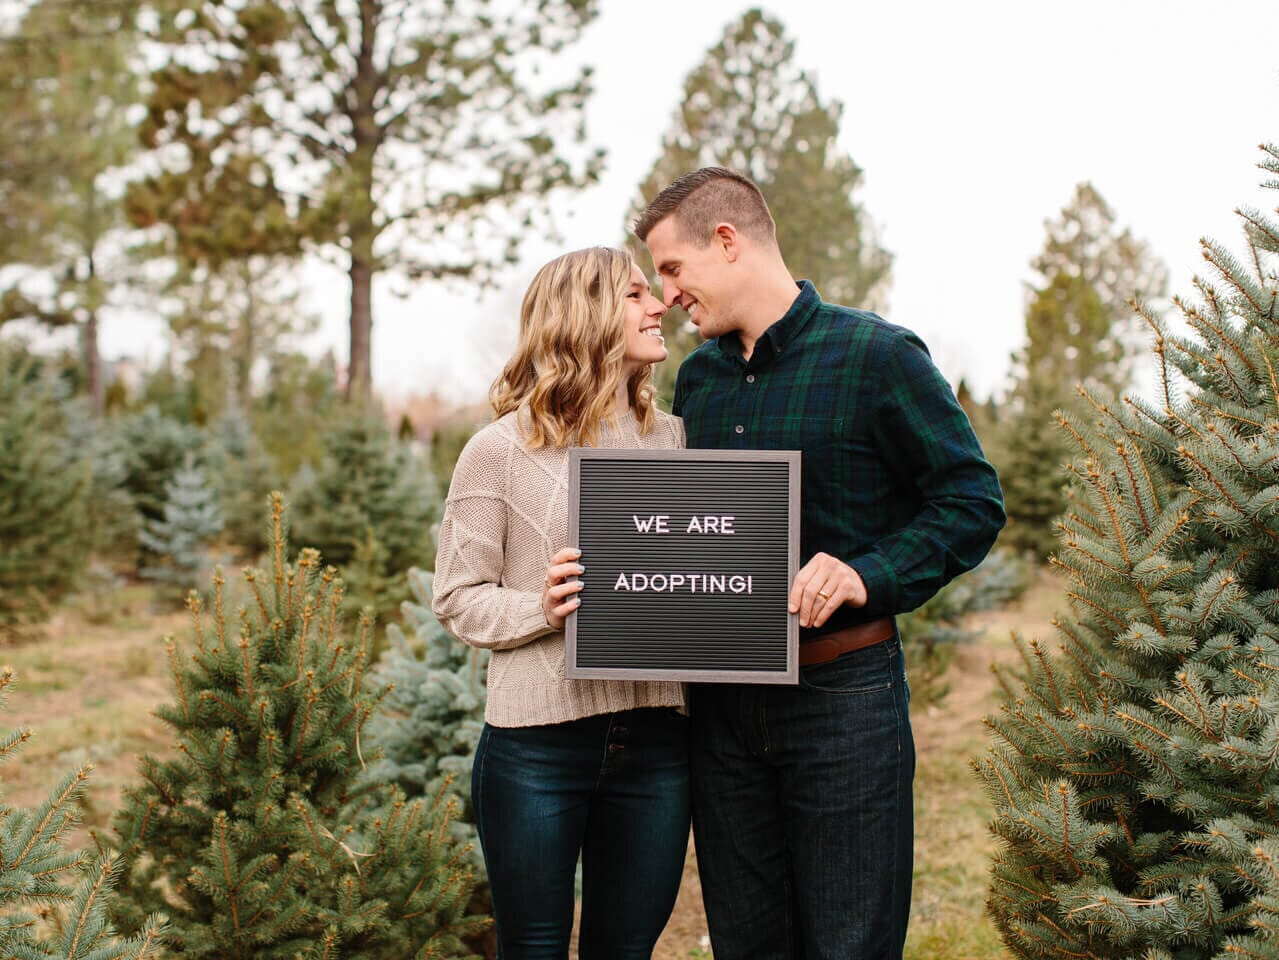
[[542, 547, 584, 630]]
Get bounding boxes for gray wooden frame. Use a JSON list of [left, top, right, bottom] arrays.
[[566, 448, 801, 684]]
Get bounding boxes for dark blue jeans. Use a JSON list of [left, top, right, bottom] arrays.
[[690, 635, 915, 960], [471, 707, 691, 959]]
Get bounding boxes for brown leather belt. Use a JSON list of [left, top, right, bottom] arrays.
[[799, 617, 895, 667]]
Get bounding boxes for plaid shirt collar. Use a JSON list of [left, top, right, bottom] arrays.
[[713, 279, 822, 365]]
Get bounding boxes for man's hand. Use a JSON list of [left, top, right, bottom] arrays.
[[788, 553, 867, 628], [542, 547, 584, 630]]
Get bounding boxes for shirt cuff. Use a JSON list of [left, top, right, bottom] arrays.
[[848, 553, 899, 620]]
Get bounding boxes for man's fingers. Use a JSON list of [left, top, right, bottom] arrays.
[[788, 556, 823, 612]]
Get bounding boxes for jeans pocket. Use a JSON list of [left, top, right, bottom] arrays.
[[799, 639, 898, 695]]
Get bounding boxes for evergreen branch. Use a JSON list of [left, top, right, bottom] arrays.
[[1136, 303, 1177, 417], [239, 636, 256, 704], [244, 569, 272, 634], [1195, 397, 1265, 431], [1213, 352, 1252, 406], [1056, 412, 1103, 468], [1182, 299, 1260, 378], [213, 813, 242, 933], [64, 854, 118, 959], [1066, 590, 1128, 629], [1115, 440, 1154, 534], [285, 567, 298, 626], [1030, 639, 1067, 714], [1179, 446, 1279, 541], [272, 493, 286, 608], [213, 567, 226, 653], [166, 637, 191, 723], [1202, 241, 1267, 318], [188, 590, 204, 653], [324, 579, 343, 651], [295, 601, 315, 685], [1262, 349, 1279, 421], [14, 765, 91, 869]]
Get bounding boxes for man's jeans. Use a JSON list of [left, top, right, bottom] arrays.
[[471, 707, 691, 959], [691, 634, 915, 960]]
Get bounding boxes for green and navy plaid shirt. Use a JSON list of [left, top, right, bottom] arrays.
[[672, 281, 1005, 639]]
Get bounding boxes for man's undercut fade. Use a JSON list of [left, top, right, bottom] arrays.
[[634, 166, 777, 248]]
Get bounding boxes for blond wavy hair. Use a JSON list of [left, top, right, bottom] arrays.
[[490, 247, 658, 448]]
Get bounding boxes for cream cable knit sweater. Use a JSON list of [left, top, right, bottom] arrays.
[[431, 407, 687, 727]]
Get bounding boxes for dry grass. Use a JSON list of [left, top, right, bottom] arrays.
[[1, 584, 186, 843], [1, 569, 1069, 960]]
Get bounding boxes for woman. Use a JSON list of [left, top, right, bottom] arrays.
[[432, 247, 688, 958]]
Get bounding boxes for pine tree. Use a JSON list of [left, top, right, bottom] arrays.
[[364, 567, 487, 868], [203, 412, 279, 557], [0, 0, 143, 416], [291, 415, 437, 575], [975, 143, 1279, 958], [0, 348, 90, 629], [1000, 188, 1168, 558], [624, 7, 891, 404], [109, 494, 484, 957], [0, 670, 166, 959], [138, 453, 224, 598], [127, 0, 603, 402]]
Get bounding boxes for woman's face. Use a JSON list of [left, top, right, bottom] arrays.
[[621, 263, 668, 373]]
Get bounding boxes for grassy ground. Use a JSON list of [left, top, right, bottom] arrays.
[[1, 568, 1067, 959]]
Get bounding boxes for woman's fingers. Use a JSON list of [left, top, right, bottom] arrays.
[[547, 579, 583, 602], [545, 560, 584, 585]]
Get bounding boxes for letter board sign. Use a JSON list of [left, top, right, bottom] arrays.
[[566, 448, 800, 683]]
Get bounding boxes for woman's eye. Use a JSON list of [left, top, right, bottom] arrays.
[[627, 291, 641, 299]]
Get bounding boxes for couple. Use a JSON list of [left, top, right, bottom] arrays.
[[432, 167, 1006, 959]]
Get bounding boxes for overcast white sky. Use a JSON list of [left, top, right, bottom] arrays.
[[100, 0, 1279, 405]]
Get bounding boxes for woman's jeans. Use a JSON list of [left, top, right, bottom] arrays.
[[690, 634, 915, 960], [471, 707, 691, 959]]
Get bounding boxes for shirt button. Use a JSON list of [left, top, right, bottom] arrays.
[[746, 374, 755, 383], [735, 425, 745, 435]]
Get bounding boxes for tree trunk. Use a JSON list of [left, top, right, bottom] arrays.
[[83, 307, 103, 418], [347, 256, 373, 403], [344, 1, 381, 406]]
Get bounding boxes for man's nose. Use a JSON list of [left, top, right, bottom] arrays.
[[661, 282, 681, 309]]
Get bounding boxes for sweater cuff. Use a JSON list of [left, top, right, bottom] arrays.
[[848, 552, 899, 619], [513, 591, 558, 645]]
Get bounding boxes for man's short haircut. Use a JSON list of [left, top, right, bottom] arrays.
[[633, 166, 777, 248]]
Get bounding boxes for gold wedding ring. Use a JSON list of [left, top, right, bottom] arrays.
[[817, 590, 832, 600]]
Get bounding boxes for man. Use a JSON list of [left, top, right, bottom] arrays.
[[635, 167, 1005, 959]]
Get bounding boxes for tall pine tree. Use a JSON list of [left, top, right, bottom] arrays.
[[127, 0, 604, 402], [1001, 185, 1168, 557], [976, 143, 1279, 958], [624, 8, 891, 404]]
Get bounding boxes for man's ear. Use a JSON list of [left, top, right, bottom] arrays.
[[714, 223, 740, 263]]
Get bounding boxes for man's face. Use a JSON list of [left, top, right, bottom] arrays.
[[644, 216, 737, 340]]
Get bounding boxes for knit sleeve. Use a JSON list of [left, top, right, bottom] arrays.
[[431, 426, 557, 651]]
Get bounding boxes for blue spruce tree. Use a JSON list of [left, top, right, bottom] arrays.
[[138, 453, 224, 599], [365, 567, 487, 870], [976, 143, 1279, 958]]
